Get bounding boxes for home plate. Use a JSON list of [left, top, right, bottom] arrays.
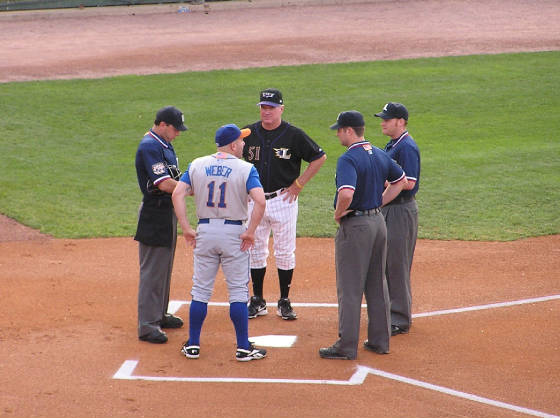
[[249, 335, 297, 347]]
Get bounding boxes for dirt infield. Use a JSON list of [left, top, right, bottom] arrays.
[[1, 1, 559, 417]]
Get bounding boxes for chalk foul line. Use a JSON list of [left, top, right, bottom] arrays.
[[113, 361, 558, 418], [168, 294, 560, 318]]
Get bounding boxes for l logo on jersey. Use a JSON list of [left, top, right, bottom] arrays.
[[274, 148, 291, 159], [152, 162, 166, 175]]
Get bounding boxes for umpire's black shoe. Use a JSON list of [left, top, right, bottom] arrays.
[[319, 346, 355, 360], [139, 329, 168, 344], [363, 340, 389, 354], [391, 325, 409, 336], [161, 314, 184, 329]]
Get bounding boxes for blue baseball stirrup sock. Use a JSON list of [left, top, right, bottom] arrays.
[[188, 300, 208, 346], [230, 302, 250, 350]]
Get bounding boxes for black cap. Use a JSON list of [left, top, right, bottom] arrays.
[[257, 88, 283, 107], [374, 102, 408, 121], [330, 110, 365, 130], [155, 106, 188, 131]]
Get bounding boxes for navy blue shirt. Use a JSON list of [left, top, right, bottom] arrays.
[[384, 131, 420, 198], [335, 141, 405, 210], [135, 130, 179, 197]]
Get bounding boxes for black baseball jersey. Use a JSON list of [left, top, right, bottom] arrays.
[[242, 121, 325, 193]]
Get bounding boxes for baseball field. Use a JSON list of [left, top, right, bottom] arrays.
[[0, 0, 559, 417]]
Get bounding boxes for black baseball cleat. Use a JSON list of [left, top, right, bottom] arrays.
[[277, 298, 297, 320], [139, 329, 168, 344], [391, 325, 409, 336], [248, 296, 268, 319], [318, 346, 355, 360], [161, 314, 184, 329], [363, 340, 389, 354]]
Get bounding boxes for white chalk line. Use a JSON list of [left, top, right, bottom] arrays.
[[169, 294, 560, 317], [113, 361, 559, 418], [127, 295, 560, 418]]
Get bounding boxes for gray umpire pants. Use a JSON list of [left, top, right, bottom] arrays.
[[381, 199, 418, 329], [333, 212, 391, 358], [137, 213, 177, 337]]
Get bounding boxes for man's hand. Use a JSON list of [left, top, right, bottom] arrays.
[[240, 229, 255, 252], [182, 227, 197, 248]]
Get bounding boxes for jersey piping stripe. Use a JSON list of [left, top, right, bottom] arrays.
[[148, 130, 169, 149]]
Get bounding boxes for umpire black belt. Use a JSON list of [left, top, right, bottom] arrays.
[[344, 208, 381, 219], [198, 218, 243, 225]]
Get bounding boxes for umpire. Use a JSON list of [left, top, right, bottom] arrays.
[[319, 110, 406, 360], [134, 105, 187, 344], [374, 102, 421, 336]]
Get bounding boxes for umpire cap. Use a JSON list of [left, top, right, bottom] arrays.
[[155, 106, 188, 131], [374, 102, 408, 121], [330, 110, 365, 130]]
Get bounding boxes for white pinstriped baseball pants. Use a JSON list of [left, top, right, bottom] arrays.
[[248, 190, 298, 271]]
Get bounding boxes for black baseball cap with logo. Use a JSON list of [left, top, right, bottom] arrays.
[[257, 88, 283, 107], [374, 102, 408, 121], [155, 106, 188, 131], [329, 110, 365, 130]]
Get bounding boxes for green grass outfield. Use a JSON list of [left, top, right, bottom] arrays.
[[1, 51, 558, 240]]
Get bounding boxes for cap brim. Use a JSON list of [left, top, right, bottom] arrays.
[[329, 122, 340, 130], [240, 128, 251, 138], [175, 124, 188, 131], [257, 101, 282, 107], [374, 112, 390, 119]]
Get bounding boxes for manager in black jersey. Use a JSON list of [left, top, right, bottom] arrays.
[[243, 88, 327, 320]]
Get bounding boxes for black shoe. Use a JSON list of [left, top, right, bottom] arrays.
[[277, 297, 297, 320], [363, 340, 389, 354], [139, 329, 168, 344], [161, 314, 184, 329], [319, 346, 354, 360], [391, 325, 409, 336], [248, 296, 268, 319]]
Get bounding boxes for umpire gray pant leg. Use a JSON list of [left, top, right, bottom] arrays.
[[137, 215, 177, 337], [382, 200, 418, 328], [364, 213, 391, 351]]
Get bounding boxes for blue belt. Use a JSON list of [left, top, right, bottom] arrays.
[[198, 218, 243, 225]]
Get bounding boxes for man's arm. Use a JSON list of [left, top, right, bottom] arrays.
[[382, 177, 407, 207], [157, 178, 178, 194], [171, 181, 196, 247], [282, 154, 327, 202], [334, 188, 354, 224], [240, 187, 266, 252]]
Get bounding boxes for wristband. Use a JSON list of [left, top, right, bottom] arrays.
[[295, 179, 303, 189]]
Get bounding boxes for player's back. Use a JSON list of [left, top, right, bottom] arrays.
[[188, 153, 253, 221]]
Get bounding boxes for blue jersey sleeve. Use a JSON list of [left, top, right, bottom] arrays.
[[335, 155, 357, 191], [246, 166, 263, 192], [179, 163, 192, 185], [387, 157, 405, 184]]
